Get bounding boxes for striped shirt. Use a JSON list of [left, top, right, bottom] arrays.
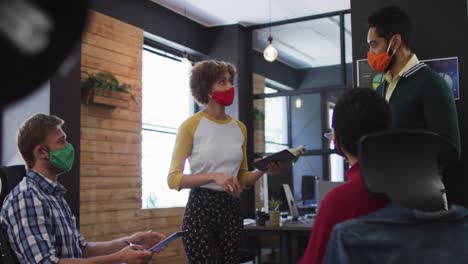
[[0, 170, 87, 263]]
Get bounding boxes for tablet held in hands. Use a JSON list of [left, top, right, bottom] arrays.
[[148, 230, 188, 252]]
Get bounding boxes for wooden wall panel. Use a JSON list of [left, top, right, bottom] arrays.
[[80, 10, 187, 264], [81, 127, 142, 144], [82, 66, 142, 91], [82, 43, 141, 69]]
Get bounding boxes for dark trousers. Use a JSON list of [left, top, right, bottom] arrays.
[[182, 187, 241, 264]]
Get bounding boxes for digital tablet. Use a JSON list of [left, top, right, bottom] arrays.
[[148, 230, 188, 252]]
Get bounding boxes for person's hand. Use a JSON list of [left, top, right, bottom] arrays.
[[265, 161, 281, 175], [115, 245, 153, 264], [127, 230, 166, 251], [212, 173, 241, 198]]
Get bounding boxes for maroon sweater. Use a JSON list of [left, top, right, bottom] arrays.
[[299, 163, 389, 264]]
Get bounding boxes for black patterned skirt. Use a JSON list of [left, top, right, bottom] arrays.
[[182, 187, 242, 264]]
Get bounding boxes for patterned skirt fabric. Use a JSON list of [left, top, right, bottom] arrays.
[[182, 187, 242, 264]]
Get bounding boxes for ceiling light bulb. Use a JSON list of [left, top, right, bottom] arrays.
[[295, 98, 302, 109], [263, 36, 278, 62]]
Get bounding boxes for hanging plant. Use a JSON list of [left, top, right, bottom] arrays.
[[81, 71, 138, 106]]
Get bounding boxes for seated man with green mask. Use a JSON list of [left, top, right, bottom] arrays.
[[1, 114, 166, 264]]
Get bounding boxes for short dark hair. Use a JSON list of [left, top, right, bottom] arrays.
[[190, 60, 236, 105], [368, 6, 411, 49], [332, 88, 391, 156], [17, 114, 64, 168]]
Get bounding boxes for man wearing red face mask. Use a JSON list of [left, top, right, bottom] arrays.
[[367, 6, 460, 164], [167, 60, 280, 263]]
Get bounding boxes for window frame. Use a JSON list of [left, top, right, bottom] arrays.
[[140, 40, 196, 209]]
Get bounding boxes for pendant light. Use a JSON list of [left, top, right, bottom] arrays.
[[263, 36, 278, 62], [263, 0, 278, 62], [295, 98, 302, 109]]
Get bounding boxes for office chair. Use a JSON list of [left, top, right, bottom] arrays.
[[0, 165, 26, 264], [358, 130, 447, 212], [324, 130, 468, 264], [0, 165, 26, 207]]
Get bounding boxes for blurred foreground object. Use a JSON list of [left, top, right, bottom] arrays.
[[0, 0, 89, 106]]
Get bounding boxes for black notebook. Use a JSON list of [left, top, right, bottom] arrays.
[[253, 145, 304, 171]]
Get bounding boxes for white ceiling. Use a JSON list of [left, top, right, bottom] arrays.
[[150, 0, 352, 68]]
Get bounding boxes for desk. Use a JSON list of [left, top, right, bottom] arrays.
[[242, 220, 313, 263]]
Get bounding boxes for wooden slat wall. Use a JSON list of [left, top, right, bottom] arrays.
[[80, 11, 187, 264]]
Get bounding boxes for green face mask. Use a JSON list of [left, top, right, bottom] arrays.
[[43, 144, 75, 172]]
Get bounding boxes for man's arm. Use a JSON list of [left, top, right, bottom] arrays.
[[422, 74, 461, 162], [59, 246, 152, 264], [81, 239, 126, 258], [82, 230, 165, 258], [61, 231, 166, 263], [1, 191, 63, 264]]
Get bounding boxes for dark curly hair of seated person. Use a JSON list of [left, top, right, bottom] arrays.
[[332, 88, 392, 157]]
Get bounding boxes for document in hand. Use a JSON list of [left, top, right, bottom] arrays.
[[148, 230, 188, 252], [253, 145, 305, 171]]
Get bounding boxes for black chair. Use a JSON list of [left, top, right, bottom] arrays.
[[323, 130, 468, 263], [358, 130, 447, 212], [0, 165, 26, 207], [0, 165, 26, 264]]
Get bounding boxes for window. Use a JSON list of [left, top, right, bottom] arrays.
[[328, 107, 345, 182], [141, 46, 193, 209], [264, 87, 288, 153]]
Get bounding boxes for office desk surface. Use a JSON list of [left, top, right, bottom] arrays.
[[243, 220, 313, 231], [242, 220, 313, 263]]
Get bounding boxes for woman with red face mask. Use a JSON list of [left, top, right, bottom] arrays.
[[167, 60, 279, 263], [367, 6, 460, 165]]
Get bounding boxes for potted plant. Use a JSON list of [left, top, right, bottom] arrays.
[[268, 198, 281, 226], [81, 71, 138, 108]]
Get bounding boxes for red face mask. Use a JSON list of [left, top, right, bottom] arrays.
[[367, 36, 396, 73], [211, 87, 234, 106]]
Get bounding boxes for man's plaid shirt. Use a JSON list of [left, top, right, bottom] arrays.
[[1, 170, 87, 263]]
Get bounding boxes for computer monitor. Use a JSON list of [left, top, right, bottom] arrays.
[[268, 162, 293, 206], [282, 184, 300, 221], [316, 180, 344, 209], [301, 175, 317, 202]]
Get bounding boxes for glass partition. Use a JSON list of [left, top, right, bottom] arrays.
[[250, 9, 350, 212]]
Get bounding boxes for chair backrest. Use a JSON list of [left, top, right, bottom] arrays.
[[358, 130, 447, 212], [0, 165, 26, 264], [0, 165, 26, 207]]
